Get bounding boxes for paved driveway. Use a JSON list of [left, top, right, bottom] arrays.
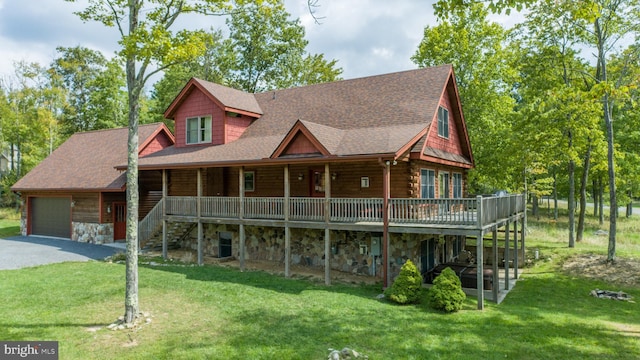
[[0, 236, 123, 270]]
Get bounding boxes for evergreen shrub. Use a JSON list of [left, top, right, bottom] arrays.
[[384, 259, 423, 304], [428, 267, 466, 313]]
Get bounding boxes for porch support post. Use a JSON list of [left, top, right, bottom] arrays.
[[505, 220, 511, 290], [197, 168, 203, 266], [162, 169, 168, 260], [521, 198, 526, 271], [513, 219, 519, 278], [492, 227, 499, 302], [324, 163, 331, 286], [239, 167, 245, 272], [382, 161, 391, 288], [284, 165, 291, 278], [476, 196, 484, 310]]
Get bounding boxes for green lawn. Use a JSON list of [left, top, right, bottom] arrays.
[[0, 206, 639, 359], [0, 207, 20, 238]]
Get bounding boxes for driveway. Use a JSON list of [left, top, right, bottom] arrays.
[[0, 236, 123, 270]]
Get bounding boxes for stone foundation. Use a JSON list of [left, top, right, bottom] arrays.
[[71, 222, 114, 244], [177, 223, 434, 280]]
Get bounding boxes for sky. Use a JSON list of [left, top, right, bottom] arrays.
[[0, 0, 522, 89]]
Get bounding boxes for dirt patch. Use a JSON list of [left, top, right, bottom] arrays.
[[562, 254, 640, 287]]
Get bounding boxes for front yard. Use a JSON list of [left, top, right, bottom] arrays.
[[0, 206, 638, 359]]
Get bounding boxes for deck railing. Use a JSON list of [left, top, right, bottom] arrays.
[[138, 198, 164, 243], [161, 194, 525, 228]]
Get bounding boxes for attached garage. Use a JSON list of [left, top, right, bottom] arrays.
[[30, 197, 71, 238]]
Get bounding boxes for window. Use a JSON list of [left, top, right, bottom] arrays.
[[420, 169, 435, 198], [186, 116, 212, 144], [439, 172, 450, 198], [453, 173, 463, 198], [244, 171, 255, 192], [437, 106, 449, 138]]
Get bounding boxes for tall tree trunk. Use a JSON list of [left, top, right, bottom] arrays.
[[124, 2, 140, 325], [592, 178, 598, 218], [599, 177, 604, 225], [595, 16, 617, 262], [568, 158, 575, 247], [553, 172, 558, 220], [568, 130, 575, 247], [577, 143, 592, 242], [627, 190, 633, 217]]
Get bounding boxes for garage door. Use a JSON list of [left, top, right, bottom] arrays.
[[31, 197, 71, 238]]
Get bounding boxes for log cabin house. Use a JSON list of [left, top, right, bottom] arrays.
[[13, 64, 525, 308]]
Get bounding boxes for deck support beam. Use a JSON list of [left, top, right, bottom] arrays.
[[504, 220, 510, 290], [492, 227, 499, 302], [284, 165, 291, 278], [197, 168, 203, 266], [476, 196, 484, 310], [324, 163, 331, 286], [514, 219, 519, 278], [162, 169, 168, 260], [239, 167, 245, 272], [382, 160, 391, 288]]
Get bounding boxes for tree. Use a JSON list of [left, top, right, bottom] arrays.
[[569, 0, 640, 262], [51, 46, 128, 137], [150, 3, 341, 124], [412, 3, 517, 194], [66, 0, 272, 325]]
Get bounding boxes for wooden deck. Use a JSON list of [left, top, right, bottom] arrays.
[[149, 194, 525, 233]]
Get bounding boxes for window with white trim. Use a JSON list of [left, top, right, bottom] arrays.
[[453, 173, 463, 198], [186, 116, 212, 144], [437, 106, 449, 138], [420, 169, 435, 199]]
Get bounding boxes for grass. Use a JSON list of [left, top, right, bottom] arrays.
[[0, 207, 20, 238], [0, 205, 638, 359]]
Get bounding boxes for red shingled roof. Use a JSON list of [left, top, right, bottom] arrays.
[[12, 123, 173, 191], [139, 64, 467, 169]]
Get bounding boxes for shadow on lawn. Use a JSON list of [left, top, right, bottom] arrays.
[[141, 261, 384, 300]]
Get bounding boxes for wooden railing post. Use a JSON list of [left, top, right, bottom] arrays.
[[239, 167, 245, 272], [162, 169, 167, 259]]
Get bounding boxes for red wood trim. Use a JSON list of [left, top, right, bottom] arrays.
[[447, 69, 474, 166], [139, 123, 176, 154], [270, 120, 331, 158]]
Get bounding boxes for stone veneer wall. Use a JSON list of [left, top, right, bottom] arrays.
[[178, 222, 428, 280], [71, 222, 114, 244], [20, 218, 114, 244]]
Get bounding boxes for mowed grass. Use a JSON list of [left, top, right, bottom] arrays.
[[0, 204, 639, 359], [0, 207, 20, 238]]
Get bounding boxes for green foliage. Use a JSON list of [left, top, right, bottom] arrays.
[[51, 46, 127, 137], [384, 259, 423, 304], [412, 3, 517, 194], [428, 267, 466, 313]]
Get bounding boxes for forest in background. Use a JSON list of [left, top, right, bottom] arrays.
[[1, 0, 638, 244]]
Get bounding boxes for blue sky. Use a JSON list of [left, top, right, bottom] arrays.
[[0, 1, 522, 88]]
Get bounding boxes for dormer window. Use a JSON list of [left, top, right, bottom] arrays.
[[437, 106, 449, 139], [186, 116, 212, 144]]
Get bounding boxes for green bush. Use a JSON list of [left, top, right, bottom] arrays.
[[384, 259, 423, 304], [428, 267, 466, 313]]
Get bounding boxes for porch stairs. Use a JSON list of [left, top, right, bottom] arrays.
[[140, 222, 196, 251]]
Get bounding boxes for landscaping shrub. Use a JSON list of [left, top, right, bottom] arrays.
[[384, 259, 423, 304], [428, 267, 466, 313]]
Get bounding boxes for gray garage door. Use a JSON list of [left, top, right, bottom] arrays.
[[31, 197, 71, 238]]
